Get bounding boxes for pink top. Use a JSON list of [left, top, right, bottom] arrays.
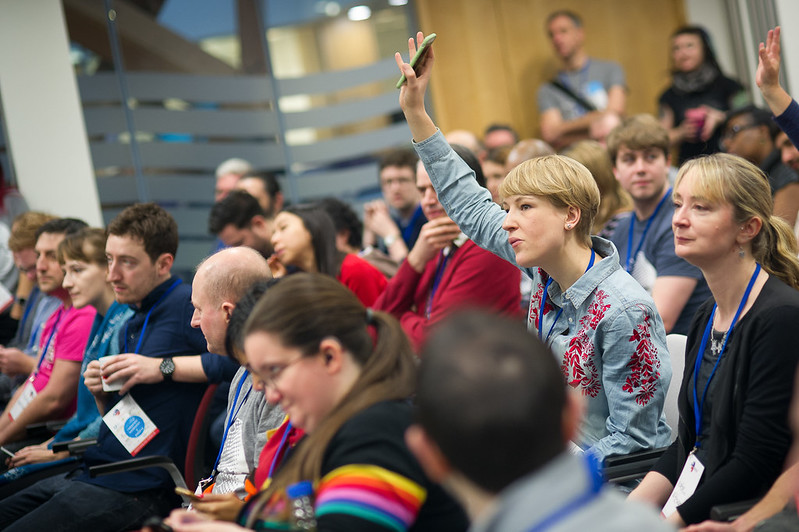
[[30, 304, 96, 416]]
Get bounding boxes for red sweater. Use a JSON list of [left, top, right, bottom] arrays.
[[374, 239, 521, 351], [337, 253, 387, 307]]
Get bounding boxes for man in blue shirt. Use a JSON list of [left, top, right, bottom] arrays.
[[608, 115, 711, 335], [0, 203, 212, 531]]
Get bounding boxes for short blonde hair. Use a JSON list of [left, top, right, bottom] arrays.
[[500, 155, 599, 246], [676, 153, 799, 289]]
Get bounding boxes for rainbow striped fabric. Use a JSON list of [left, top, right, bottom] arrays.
[[315, 464, 428, 531]]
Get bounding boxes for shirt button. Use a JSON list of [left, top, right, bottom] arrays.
[[568, 318, 573, 323]]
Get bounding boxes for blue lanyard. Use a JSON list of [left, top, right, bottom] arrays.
[[401, 205, 424, 245], [35, 307, 65, 374], [538, 249, 595, 344], [211, 370, 252, 474], [123, 278, 181, 353], [18, 290, 37, 336], [425, 251, 451, 319], [267, 420, 294, 481], [625, 189, 672, 273], [525, 454, 603, 532], [692, 263, 760, 448]]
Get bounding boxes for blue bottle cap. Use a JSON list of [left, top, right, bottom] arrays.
[[286, 480, 314, 498]]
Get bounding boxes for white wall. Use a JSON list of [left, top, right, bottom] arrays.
[[775, 0, 798, 95], [0, 0, 102, 226]]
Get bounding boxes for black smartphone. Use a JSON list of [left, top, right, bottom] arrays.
[[396, 33, 437, 89]]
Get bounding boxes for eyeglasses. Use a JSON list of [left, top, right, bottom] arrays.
[[721, 123, 759, 142], [250, 354, 305, 389]]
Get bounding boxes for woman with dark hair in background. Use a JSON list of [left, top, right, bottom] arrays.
[[659, 26, 747, 164], [268, 204, 386, 306]]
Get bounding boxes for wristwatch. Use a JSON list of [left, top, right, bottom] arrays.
[[383, 234, 399, 247], [160, 357, 175, 382]]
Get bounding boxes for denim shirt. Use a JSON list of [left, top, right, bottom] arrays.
[[415, 130, 672, 459]]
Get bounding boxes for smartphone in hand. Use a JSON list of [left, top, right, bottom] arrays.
[[174, 486, 203, 502], [396, 33, 437, 88]]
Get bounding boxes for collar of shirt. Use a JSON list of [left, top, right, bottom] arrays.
[[546, 237, 619, 309], [129, 276, 176, 313], [443, 232, 469, 257]]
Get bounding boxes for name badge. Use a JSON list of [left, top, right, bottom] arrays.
[[662, 452, 705, 518], [102, 394, 159, 456], [8, 381, 37, 421]]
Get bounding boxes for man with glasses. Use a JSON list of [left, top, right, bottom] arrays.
[[363, 148, 427, 263], [722, 105, 799, 228]]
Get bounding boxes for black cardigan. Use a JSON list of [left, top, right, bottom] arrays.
[[652, 275, 799, 524]]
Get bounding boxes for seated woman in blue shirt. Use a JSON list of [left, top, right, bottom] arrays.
[[395, 33, 671, 461]]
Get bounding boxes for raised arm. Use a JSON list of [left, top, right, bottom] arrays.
[[757, 27, 792, 117], [396, 32, 438, 143], [396, 33, 525, 269]]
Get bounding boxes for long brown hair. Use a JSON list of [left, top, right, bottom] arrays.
[[243, 273, 416, 524], [676, 154, 799, 289]]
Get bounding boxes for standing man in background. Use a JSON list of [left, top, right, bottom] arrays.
[[538, 10, 626, 150]]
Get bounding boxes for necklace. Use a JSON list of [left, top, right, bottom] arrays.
[[709, 330, 727, 357]]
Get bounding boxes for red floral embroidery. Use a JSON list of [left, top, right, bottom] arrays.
[[528, 269, 554, 329], [622, 308, 661, 406], [560, 290, 610, 397]]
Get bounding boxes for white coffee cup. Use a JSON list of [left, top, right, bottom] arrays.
[[99, 355, 126, 393]]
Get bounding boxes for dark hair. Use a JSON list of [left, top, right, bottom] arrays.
[[318, 197, 363, 250], [671, 25, 721, 73], [418, 311, 566, 493], [224, 278, 280, 361], [724, 105, 779, 140], [35, 218, 88, 240], [451, 143, 486, 189], [58, 227, 107, 266], [208, 190, 266, 235], [282, 204, 341, 276], [107, 203, 178, 262], [378, 148, 418, 175], [546, 9, 582, 27], [484, 123, 519, 144], [239, 172, 281, 217], [243, 274, 415, 524]]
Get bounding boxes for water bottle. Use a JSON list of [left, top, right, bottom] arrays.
[[286, 480, 317, 531]]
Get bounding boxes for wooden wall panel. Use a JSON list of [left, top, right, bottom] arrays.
[[416, 0, 686, 140]]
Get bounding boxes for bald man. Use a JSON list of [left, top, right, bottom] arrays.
[[95, 247, 283, 509]]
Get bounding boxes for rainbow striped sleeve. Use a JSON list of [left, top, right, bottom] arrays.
[[315, 464, 427, 532]]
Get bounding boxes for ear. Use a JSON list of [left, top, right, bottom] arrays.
[[221, 301, 235, 323], [737, 216, 763, 246], [562, 390, 583, 444], [155, 253, 174, 276], [273, 192, 285, 214], [405, 424, 453, 483], [565, 205, 581, 230], [318, 336, 345, 375]]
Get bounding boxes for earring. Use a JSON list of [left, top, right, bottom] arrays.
[[566, 223, 572, 230], [738, 246, 745, 258]]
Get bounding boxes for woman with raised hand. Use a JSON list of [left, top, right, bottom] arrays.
[[269, 204, 386, 306], [167, 273, 468, 532], [394, 33, 671, 461], [628, 154, 799, 525]]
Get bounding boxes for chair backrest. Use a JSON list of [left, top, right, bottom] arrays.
[[665, 334, 687, 441], [184, 383, 219, 489]]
